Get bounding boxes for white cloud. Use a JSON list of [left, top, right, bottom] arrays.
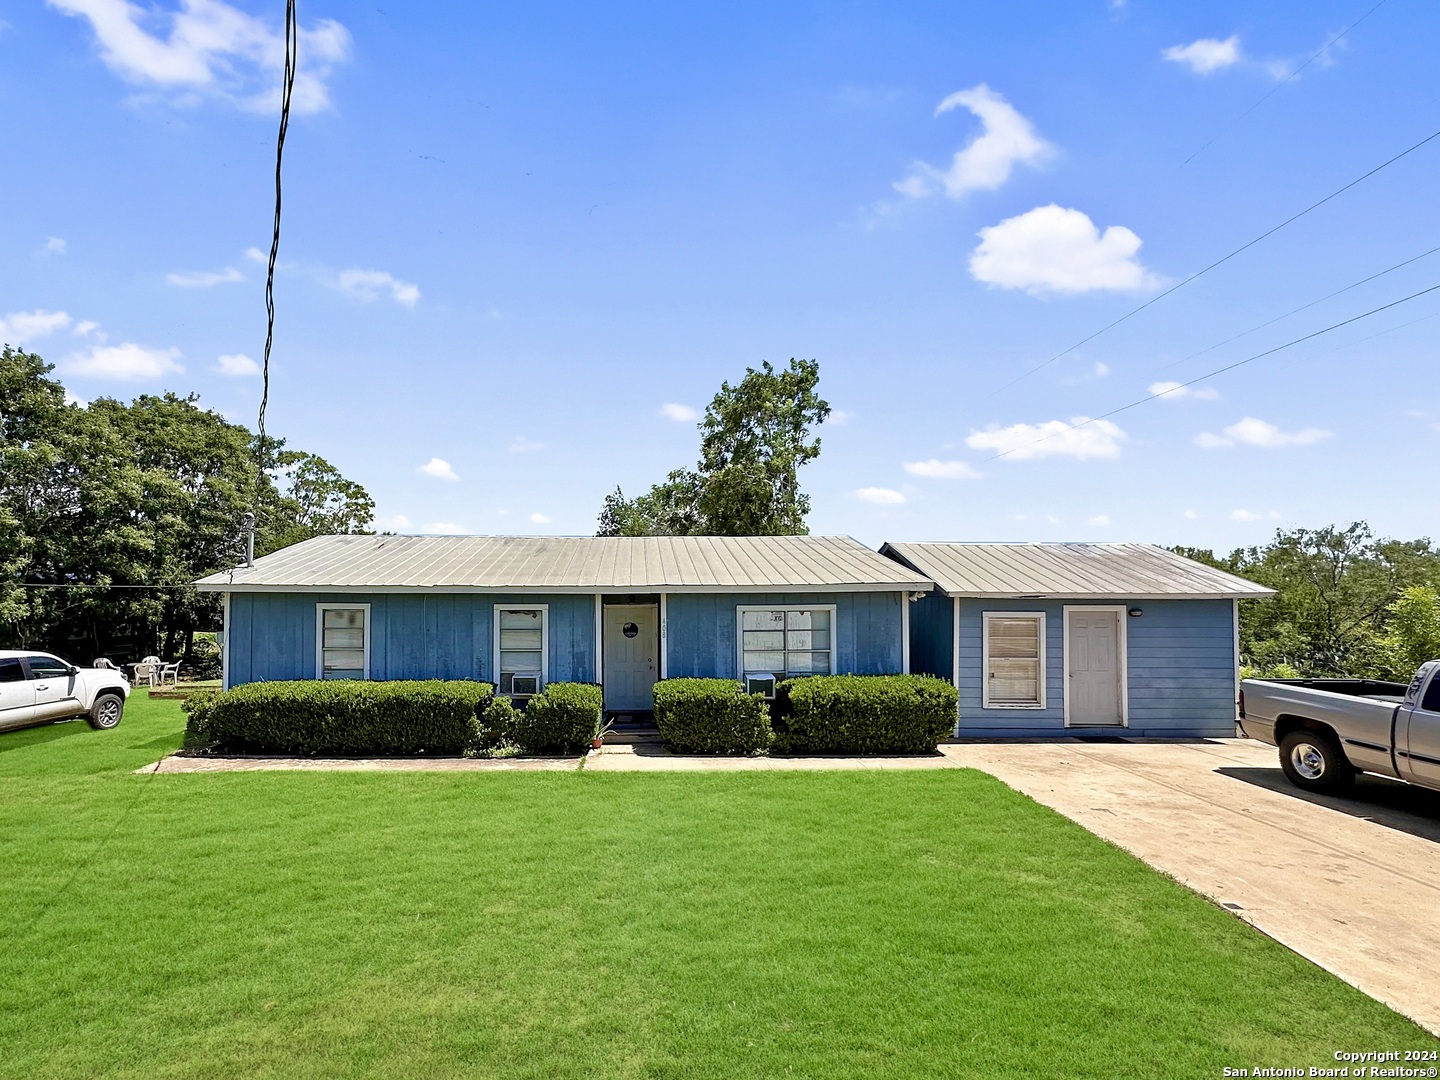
[[1163, 36, 1243, 75], [375, 514, 412, 531], [417, 457, 459, 481], [894, 84, 1052, 200], [244, 246, 267, 264], [1094, 362, 1110, 378], [215, 352, 259, 376], [659, 403, 699, 422], [970, 205, 1162, 296], [902, 459, 981, 479], [1195, 416, 1332, 449], [333, 269, 420, 308], [63, 341, 183, 380], [529, 513, 551, 525], [1230, 508, 1282, 523], [0, 309, 72, 344], [1087, 514, 1110, 526], [1182, 509, 1199, 520], [48, 0, 351, 114], [167, 266, 244, 287], [508, 436, 545, 454], [1149, 380, 1219, 402], [64, 389, 89, 408], [73, 320, 101, 338], [965, 417, 1127, 461], [41, 237, 67, 255], [854, 487, 907, 505], [423, 522, 466, 535], [827, 409, 854, 425]]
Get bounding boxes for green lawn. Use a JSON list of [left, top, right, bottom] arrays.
[[1, 694, 1433, 1079]]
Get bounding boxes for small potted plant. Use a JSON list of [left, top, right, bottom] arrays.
[[591, 718, 614, 750]]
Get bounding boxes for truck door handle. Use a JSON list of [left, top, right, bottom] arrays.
[[35, 683, 49, 690]]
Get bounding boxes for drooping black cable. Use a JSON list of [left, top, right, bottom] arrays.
[[255, 0, 298, 513], [978, 123, 1440, 403], [981, 281, 1440, 463]]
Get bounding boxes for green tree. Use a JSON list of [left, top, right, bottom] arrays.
[[597, 359, 830, 536], [1376, 586, 1440, 679]]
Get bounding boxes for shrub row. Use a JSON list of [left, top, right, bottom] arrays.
[[653, 678, 772, 754], [773, 674, 958, 755], [650, 674, 958, 755], [480, 682, 604, 753], [182, 679, 493, 756]]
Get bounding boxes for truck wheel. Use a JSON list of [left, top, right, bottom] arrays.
[[87, 693, 125, 730], [1278, 729, 1353, 793]]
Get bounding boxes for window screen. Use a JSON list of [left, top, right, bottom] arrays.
[[498, 608, 545, 695], [984, 615, 1043, 707], [740, 608, 832, 685], [320, 608, 366, 680]]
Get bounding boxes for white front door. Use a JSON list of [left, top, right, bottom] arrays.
[[604, 604, 658, 712], [1066, 609, 1124, 726]]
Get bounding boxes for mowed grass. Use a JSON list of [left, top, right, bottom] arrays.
[[1, 695, 1433, 1079]]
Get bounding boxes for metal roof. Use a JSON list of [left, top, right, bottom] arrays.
[[196, 534, 936, 594], [880, 542, 1273, 600]]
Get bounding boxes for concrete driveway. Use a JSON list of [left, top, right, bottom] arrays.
[[941, 737, 1440, 1035]]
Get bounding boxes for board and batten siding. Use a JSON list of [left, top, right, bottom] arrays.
[[664, 591, 905, 679], [226, 592, 597, 686], [954, 597, 1237, 738]]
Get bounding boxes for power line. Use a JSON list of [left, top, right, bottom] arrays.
[[1180, 0, 1389, 169], [1145, 241, 1440, 379], [981, 281, 1440, 463], [979, 123, 1440, 403], [255, 0, 298, 512]]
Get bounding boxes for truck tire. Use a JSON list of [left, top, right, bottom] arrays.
[[1278, 729, 1353, 793], [87, 693, 125, 730]]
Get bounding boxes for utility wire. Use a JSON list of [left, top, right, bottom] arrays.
[[981, 281, 1440, 463], [1180, 0, 1389, 169], [1145, 241, 1440, 379], [979, 123, 1440, 403], [255, 0, 298, 514]]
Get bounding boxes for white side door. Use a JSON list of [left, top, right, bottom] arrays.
[[604, 605, 658, 713], [0, 658, 36, 731], [26, 655, 83, 721], [1066, 609, 1125, 726]]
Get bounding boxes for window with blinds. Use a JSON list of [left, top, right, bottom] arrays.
[[497, 607, 546, 695], [983, 613, 1045, 708], [319, 606, 368, 680], [739, 607, 834, 692]]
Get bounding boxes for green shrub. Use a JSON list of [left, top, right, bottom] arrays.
[[510, 682, 603, 753], [180, 689, 219, 749], [653, 678, 772, 754], [477, 695, 521, 751], [187, 680, 494, 756], [773, 674, 957, 754]]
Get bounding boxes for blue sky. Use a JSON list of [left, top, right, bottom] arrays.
[[2, 0, 1438, 551]]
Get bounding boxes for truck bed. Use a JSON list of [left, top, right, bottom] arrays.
[[1256, 678, 1408, 703]]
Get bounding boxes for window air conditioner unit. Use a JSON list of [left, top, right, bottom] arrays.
[[745, 674, 777, 699], [509, 673, 541, 697]]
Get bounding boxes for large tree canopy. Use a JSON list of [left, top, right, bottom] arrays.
[[597, 358, 830, 536], [0, 346, 373, 662]]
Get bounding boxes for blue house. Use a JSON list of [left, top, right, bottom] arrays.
[[197, 534, 934, 713], [880, 542, 1273, 739]]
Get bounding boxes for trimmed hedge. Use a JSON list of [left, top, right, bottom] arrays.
[[509, 682, 604, 753], [773, 674, 957, 754], [653, 678, 772, 754], [181, 680, 493, 756]]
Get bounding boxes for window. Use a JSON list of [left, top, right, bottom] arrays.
[[316, 605, 369, 680], [0, 659, 24, 683], [25, 655, 72, 680], [495, 606, 547, 696], [982, 613, 1045, 709], [738, 606, 835, 693]]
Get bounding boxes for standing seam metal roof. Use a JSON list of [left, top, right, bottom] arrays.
[[880, 542, 1273, 598], [195, 534, 936, 592]]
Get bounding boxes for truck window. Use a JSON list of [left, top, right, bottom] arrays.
[[0, 659, 22, 683], [1423, 673, 1440, 713]]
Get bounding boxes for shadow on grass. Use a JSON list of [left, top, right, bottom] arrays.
[[0, 719, 89, 755], [1217, 766, 1440, 842]]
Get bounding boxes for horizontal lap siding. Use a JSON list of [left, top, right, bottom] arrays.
[[955, 597, 1237, 737], [665, 592, 904, 679], [229, 592, 596, 686]]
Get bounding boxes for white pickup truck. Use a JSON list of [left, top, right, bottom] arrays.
[[1239, 660, 1440, 794], [0, 651, 131, 733]]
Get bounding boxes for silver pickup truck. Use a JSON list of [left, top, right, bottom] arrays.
[[1239, 660, 1440, 794]]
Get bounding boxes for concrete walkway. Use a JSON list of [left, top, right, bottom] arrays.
[[584, 741, 959, 771], [943, 738, 1440, 1036]]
